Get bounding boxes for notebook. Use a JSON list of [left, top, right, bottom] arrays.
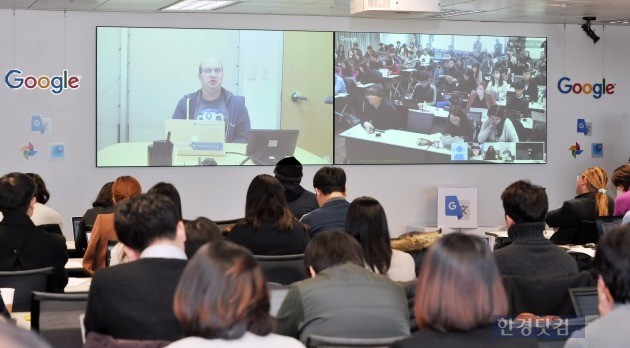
[[245, 130, 299, 165], [569, 287, 599, 317], [71, 216, 82, 242], [164, 119, 225, 156]]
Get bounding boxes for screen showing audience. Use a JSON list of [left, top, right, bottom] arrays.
[[97, 27, 333, 167], [333, 32, 547, 165]]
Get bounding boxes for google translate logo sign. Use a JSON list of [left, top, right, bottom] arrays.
[[20, 142, 38, 159], [445, 195, 469, 220], [31, 115, 49, 134]]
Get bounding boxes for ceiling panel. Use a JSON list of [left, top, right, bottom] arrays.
[[0, 0, 36, 9]]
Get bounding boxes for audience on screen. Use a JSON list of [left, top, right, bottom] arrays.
[[345, 197, 416, 282], [565, 225, 630, 347], [76, 181, 114, 253], [467, 81, 497, 110], [360, 84, 399, 132], [392, 234, 536, 348], [226, 174, 309, 255], [444, 106, 475, 142], [300, 167, 350, 238], [183, 217, 222, 259], [411, 71, 437, 107], [478, 105, 519, 143], [274, 156, 319, 220], [82, 175, 142, 275], [84, 193, 187, 341], [494, 180, 578, 277], [486, 68, 511, 102], [168, 240, 304, 348], [356, 62, 381, 84], [612, 164, 630, 216], [547, 166, 615, 245], [456, 68, 476, 94], [275, 231, 410, 343], [0, 172, 68, 292], [507, 80, 530, 118]]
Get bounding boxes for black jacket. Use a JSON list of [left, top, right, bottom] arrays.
[[282, 183, 319, 220]]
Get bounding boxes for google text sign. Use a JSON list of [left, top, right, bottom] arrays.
[[4, 69, 80, 95], [557, 77, 615, 99]]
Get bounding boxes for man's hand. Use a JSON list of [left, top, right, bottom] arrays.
[[363, 121, 375, 134]]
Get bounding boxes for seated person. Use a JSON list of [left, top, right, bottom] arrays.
[[384, 58, 401, 75], [77, 182, 114, 253], [443, 58, 462, 82], [356, 62, 381, 85], [275, 231, 410, 343], [301, 167, 350, 238], [522, 69, 538, 100], [359, 84, 398, 133], [494, 180, 578, 277], [392, 234, 536, 348], [486, 68, 511, 102], [410, 71, 437, 107], [25, 173, 63, 228], [547, 166, 615, 245], [183, 217, 222, 259], [402, 50, 417, 69], [484, 145, 498, 160], [565, 225, 630, 347], [368, 52, 383, 70], [456, 68, 476, 95], [478, 105, 519, 143], [168, 240, 304, 348], [444, 106, 475, 142], [274, 156, 319, 220], [468, 143, 484, 160], [334, 68, 347, 95], [506, 80, 530, 118], [84, 193, 188, 341], [612, 164, 630, 216], [226, 174, 309, 255], [467, 81, 497, 110]]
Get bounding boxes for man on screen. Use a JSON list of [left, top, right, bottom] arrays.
[[172, 58, 251, 143]]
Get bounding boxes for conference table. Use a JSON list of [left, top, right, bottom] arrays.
[[485, 230, 596, 257]]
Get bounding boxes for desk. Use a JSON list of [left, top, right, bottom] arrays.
[[496, 99, 546, 112], [97, 142, 328, 167], [66, 241, 75, 251], [65, 258, 83, 271]]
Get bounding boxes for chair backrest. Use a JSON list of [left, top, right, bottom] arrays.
[[502, 271, 596, 316], [254, 254, 307, 285], [576, 220, 598, 244], [38, 224, 63, 236], [406, 109, 434, 134], [31, 291, 88, 348], [306, 334, 409, 347], [214, 218, 242, 235], [0, 267, 54, 312]]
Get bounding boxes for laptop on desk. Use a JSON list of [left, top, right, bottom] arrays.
[[569, 287, 599, 318], [246, 129, 299, 165], [165, 119, 225, 156], [595, 216, 623, 236], [71, 217, 82, 243]]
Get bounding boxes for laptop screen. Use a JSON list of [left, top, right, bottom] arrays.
[[569, 287, 599, 317], [72, 217, 82, 242], [595, 216, 623, 236], [245, 130, 299, 165]]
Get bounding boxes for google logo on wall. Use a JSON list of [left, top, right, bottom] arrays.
[[557, 76, 615, 99], [4, 69, 80, 95]]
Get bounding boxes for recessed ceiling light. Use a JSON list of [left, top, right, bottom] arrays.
[[607, 18, 630, 25], [162, 0, 236, 11]]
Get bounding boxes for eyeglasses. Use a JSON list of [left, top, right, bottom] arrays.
[[201, 68, 223, 74]]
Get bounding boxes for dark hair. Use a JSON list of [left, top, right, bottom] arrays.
[[92, 182, 114, 208], [25, 173, 50, 204], [345, 197, 392, 274], [148, 182, 183, 221], [417, 70, 430, 82], [366, 83, 384, 98], [415, 234, 507, 331], [0, 172, 36, 214], [112, 176, 142, 204], [594, 225, 630, 303], [490, 68, 505, 87], [512, 80, 525, 90], [174, 240, 273, 339], [487, 104, 506, 120], [313, 167, 346, 195], [306, 231, 365, 273], [184, 217, 223, 258], [501, 180, 548, 223], [243, 174, 294, 231], [115, 193, 180, 252], [612, 164, 630, 192]]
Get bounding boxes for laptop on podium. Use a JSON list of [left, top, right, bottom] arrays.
[[165, 119, 225, 156]]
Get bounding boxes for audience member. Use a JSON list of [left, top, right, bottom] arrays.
[[301, 167, 350, 238], [25, 173, 63, 228], [494, 180, 578, 277], [486, 68, 511, 101], [183, 217, 222, 258], [76, 182, 114, 253], [346, 197, 416, 282], [411, 71, 437, 107], [522, 69, 538, 99], [444, 106, 475, 142], [443, 58, 462, 81], [226, 174, 309, 255], [84, 193, 187, 341], [167, 240, 304, 348], [506, 80, 530, 118], [456, 68, 476, 94], [275, 231, 410, 342], [274, 156, 318, 219], [478, 105, 519, 143], [392, 234, 536, 348], [547, 166, 614, 245], [565, 225, 630, 347], [83, 175, 142, 275], [360, 83, 399, 133], [147, 182, 183, 221], [612, 164, 630, 216], [467, 81, 497, 109], [0, 172, 68, 292], [356, 62, 381, 85]]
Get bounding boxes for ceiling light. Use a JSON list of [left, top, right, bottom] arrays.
[[581, 16, 600, 44], [162, 0, 236, 11]]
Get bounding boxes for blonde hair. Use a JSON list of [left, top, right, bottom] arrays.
[[581, 166, 609, 216]]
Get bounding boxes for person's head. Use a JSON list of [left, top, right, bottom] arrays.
[[24, 173, 49, 205], [448, 59, 455, 68], [111, 176, 142, 205], [523, 69, 532, 80], [492, 68, 502, 83], [345, 197, 392, 274], [501, 180, 548, 227], [312, 166, 346, 205], [274, 156, 304, 184], [92, 182, 114, 208], [471, 143, 481, 156], [366, 83, 384, 107], [475, 81, 486, 96], [337, 44, 345, 52], [370, 52, 379, 61], [305, 231, 365, 275], [612, 164, 630, 193], [115, 193, 185, 258], [487, 104, 506, 128], [174, 240, 272, 339], [577, 166, 610, 216], [422, 48, 427, 54], [244, 174, 293, 231], [417, 71, 430, 87], [353, 42, 359, 48], [415, 233, 507, 331], [0, 172, 36, 215], [406, 50, 414, 58], [184, 217, 223, 259], [385, 58, 394, 67], [513, 80, 525, 97], [387, 48, 396, 57], [148, 182, 183, 221], [463, 68, 473, 81], [198, 58, 224, 94], [472, 62, 479, 73], [593, 225, 630, 314], [448, 106, 466, 128]]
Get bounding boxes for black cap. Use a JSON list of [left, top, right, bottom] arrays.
[[366, 84, 384, 98], [274, 156, 303, 183]]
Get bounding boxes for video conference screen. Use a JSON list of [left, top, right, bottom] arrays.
[[96, 27, 333, 167], [96, 27, 547, 167]]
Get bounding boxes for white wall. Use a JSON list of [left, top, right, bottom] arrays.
[[0, 10, 627, 239]]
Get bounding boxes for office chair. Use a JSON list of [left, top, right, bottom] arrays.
[[0, 267, 54, 312], [306, 334, 409, 347], [31, 291, 89, 348], [254, 254, 307, 285]]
